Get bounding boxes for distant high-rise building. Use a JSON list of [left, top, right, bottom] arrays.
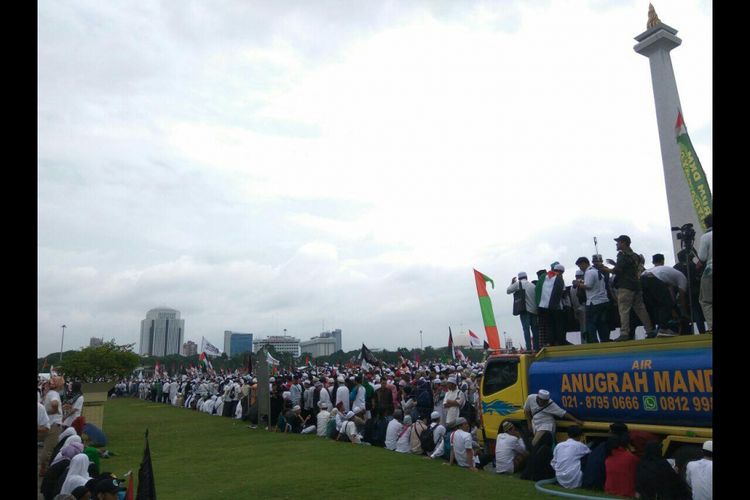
[[319, 329, 342, 352], [139, 308, 184, 356], [183, 340, 198, 357], [224, 331, 253, 358], [253, 336, 300, 356], [89, 337, 104, 347], [300, 336, 336, 358]]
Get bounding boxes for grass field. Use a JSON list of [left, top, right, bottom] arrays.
[[99, 398, 618, 499]]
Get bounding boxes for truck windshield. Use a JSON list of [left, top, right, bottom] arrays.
[[482, 358, 519, 395]]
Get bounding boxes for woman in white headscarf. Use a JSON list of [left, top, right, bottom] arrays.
[[46, 426, 77, 467], [50, 437, 83, 466], [60, 453, 91, 495]]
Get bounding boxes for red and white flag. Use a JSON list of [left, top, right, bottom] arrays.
[[468, 330, 483, 348]]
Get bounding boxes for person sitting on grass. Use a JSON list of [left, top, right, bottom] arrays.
[[447, 417, 478, 471], [550, 425, 590, 489], [338, 411, 361, 443], [604, 433, 640, 498], [385, 410, 404, 451], [495, 420, 529, 475]]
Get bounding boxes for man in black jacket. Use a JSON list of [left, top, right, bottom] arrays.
[[596, 235, 654, 341]]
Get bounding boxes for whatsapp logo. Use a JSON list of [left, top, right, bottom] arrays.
[[643, 396, 658, 411]]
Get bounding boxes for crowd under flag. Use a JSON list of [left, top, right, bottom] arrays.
[[448, 327, 456, 360], [468, 330, 483, 348], [136, 429, 156, 500], [675, 111, 712, 228], [473, 269, 501, 351]]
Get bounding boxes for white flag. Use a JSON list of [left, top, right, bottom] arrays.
[[201, 337, 221, 356], [266, 351, 280, 366]]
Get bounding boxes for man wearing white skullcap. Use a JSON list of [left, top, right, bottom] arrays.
[[443, 377, 466, 428], [507, 271, 539, 351], [427, 411, 448, 459], [524, 389, 583, 446], [538, 262, 569, 346], [336, 376, 350, 413]]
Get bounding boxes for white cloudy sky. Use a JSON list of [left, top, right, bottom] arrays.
[[38, 0, 711, 357]]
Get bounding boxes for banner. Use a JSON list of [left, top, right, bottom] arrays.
[[675, 111, 712, 228]]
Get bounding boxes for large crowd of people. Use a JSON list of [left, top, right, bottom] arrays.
[[37, 222, 713, 498], [39, 352, 713, 499]]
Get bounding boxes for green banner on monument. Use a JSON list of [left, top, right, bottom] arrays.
[[675, 111, 712, 229]]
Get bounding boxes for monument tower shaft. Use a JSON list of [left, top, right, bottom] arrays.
[[634, 5, 710, 259]]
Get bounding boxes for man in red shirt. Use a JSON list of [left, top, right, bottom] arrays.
[[605, 434, 640, 497]]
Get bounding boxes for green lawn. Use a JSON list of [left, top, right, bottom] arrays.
[[99, 398, 608, 499]]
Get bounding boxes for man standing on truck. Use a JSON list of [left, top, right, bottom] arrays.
[[507, 271, 539, 351], [596, 235, 655, 341], [696, 214, 712, 331], [524, 389, 584, 446], [578, 255, 613, 343]]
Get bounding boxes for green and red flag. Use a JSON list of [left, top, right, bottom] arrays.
[[675, 111, 712, 228], [473, 269, 501, 351]]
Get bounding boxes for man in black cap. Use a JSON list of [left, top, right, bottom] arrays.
[[595, 235, 654, 341]]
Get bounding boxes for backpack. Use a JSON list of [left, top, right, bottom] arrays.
[[512, 282, 527, 316], [325, 417, 337, 439], [419, 424, 437, 454], [443, 431, 453, 459], [459, 394, 476, 424]]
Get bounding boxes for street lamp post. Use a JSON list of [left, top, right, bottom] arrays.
[[60, 324, 66, 361], [420, 330, 423, 351]]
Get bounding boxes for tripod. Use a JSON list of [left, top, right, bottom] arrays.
[[673, 225, 697, 334]]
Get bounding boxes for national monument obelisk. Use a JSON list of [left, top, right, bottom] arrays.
[[633, 4, 707, 259]]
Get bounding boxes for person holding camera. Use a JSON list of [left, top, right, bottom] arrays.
[[507, 272, 539, 351], [595, 235, 654, 341], [696, 214, 712, 331]]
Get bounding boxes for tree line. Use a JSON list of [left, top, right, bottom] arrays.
[[37, 342, 485, 381]]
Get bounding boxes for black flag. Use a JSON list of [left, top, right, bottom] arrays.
[[137, 429, 157, 500], [360, 343, 380, 366], [483, 340, 489, 350], [244, 353, 253, 375]]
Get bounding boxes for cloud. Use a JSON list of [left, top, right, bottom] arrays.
[[38, 0, 711, 357]]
